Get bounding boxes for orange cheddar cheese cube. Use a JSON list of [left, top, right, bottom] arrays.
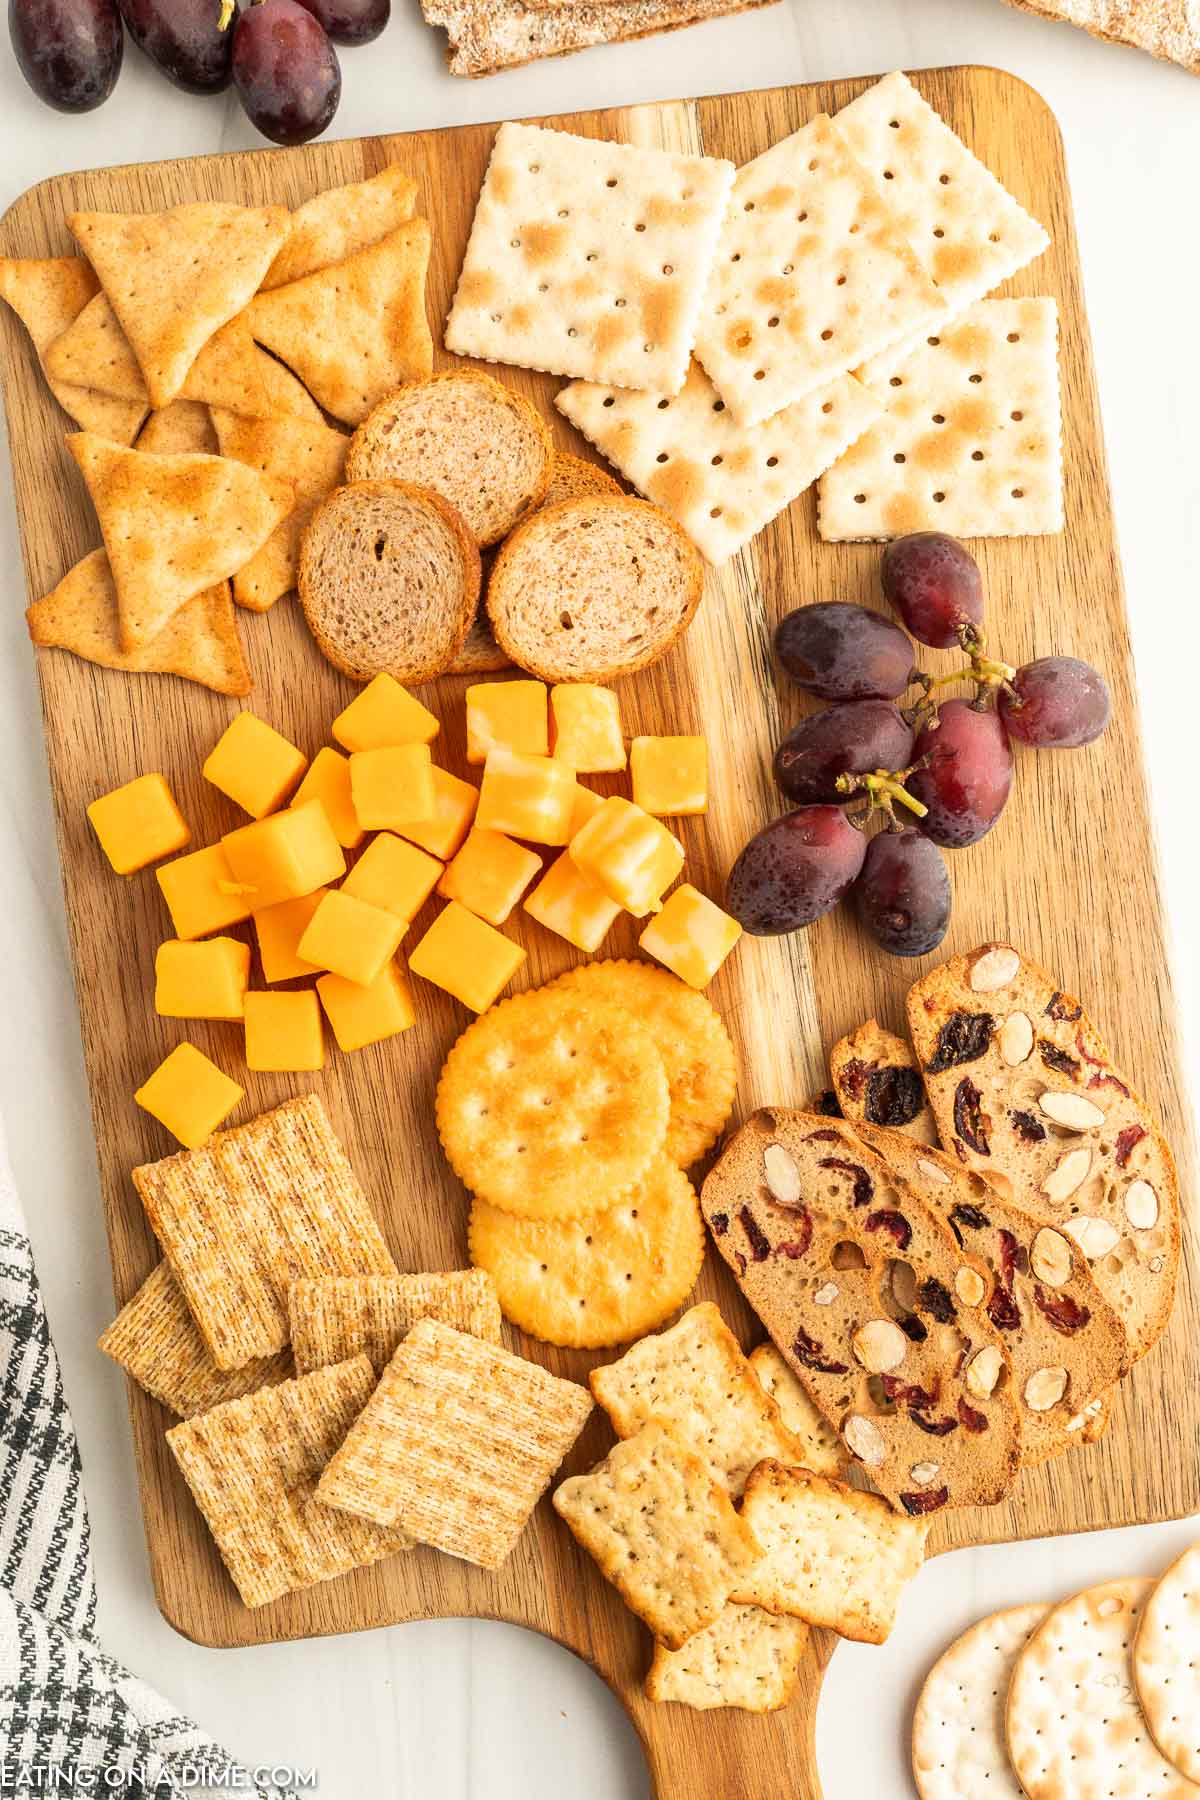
[[317, 960, 415, 1053], [568, 796, 684, 917], [157, 843, 254, 940], [222, 800, 346, 911], [350, 745, 435, 831], [252, 889, 327, 983], [135, 1042, 243, 1148], [297, 889, 406, 988], [476, 749, 576, 846], [244, 989, 324, 1072], [569, 782, 606, 840], [551, 685, 626, 773], [202, 712, 307, 819], [89, 773, 190, 875], [630, 735, 708, 817], [154, 937, 251, 1021], [408, 901, 526, 1014], [331, 673, 439, 752], [290, 747, 364, 850], [639, 884, 742, 989], [396, 767, 479, 861], [465, 679, 548, 764], [523, 852, 621, 954], [437, 829, 541, 927], [342, 833, 442, 924]]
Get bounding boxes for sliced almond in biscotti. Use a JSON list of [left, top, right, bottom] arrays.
[[345, 371, 554, 548], [700, 1109, 1022, 1519], [298, 479, 480, 685], [486, 495, 703, 683], [907, 943, 1180, 1364], [831, 1020, 938, 1144]]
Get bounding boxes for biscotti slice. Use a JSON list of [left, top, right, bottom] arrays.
[[700, 1108, 1022, 1518], [907, 942, 1180, 1363], [486, 496, 703, 682], [298, 479, 480, 685], [831, 1020, 938, 1143], [345, 371, 553, 547]]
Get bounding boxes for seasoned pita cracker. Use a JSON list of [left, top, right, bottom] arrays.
[[44, 291, 148, 399], [646, 1603, 807, 1712], [210, 409, 348, 611], [137, 401, 218, 455], [912, 1604, 1051, 1800], [746, 1343, 847, 1479], [1133, 1542, 1200, 1784], [0, 256, 145, 444], [263, 165, 419, 290], [317, 1318, 592, 1568], [288, 1270, 501, 1374]]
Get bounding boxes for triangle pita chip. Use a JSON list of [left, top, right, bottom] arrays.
[[68, 201, 292, 408], [262, 164, 418, 290], [0, 258, 145, 444], [67, 431, 295, 649], [27, 549, 250, 696], [44, 291, 147, 400], [247, 219, 433, 425], [136, 401, 218, 455], [210, 409, 348, 612]]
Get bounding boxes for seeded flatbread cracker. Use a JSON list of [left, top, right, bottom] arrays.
[[288, 1270, 502, 1374], [317, 1318, 592, 1566], [830, 1019, 937, 1142], [211, 409, 348, 612], [423, 0, 778, 81], [646, 1603, 807, 1712], [468, 1156, 704, 1349], [0, 255, 146, 444], [746, 1343, 847, 1479], [553, 1421, 762, 1648], [263, 165, 419, 290], [1133, 1543, 1200, 1783], [136, 401, 218, 455], [912, 1603, 1052, 1800]]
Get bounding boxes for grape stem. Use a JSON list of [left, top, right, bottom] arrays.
[[836, 764, 930, 826], [903, 635, 1018, 731], [218, 0, 237, 26]]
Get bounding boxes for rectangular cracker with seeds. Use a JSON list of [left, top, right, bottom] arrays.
[[288, 1270, 502, 1374], [645, 1602, 807, 1711], [746, 1343, 847, 1479]]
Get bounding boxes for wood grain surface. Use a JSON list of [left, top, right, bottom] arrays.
[[1, 65, 1195, 1800]]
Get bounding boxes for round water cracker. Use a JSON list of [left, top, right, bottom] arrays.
[[912, 1603, 1050, 1800], [436, 987, 669, 1220], [468, 1154, 704, 1349], [1134, 1543, 1200, 1783], [548, 960, 736, 1168], [1007, 1578, 1200, 1800]]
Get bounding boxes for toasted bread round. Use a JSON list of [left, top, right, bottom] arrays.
[[486, 495, 703, 683], [541, 452, 622, 509], [298, 478, 480, 685], [345, 370, 554, 547]]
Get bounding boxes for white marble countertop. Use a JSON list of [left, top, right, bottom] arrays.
[[1, 3, 1198, 1794]]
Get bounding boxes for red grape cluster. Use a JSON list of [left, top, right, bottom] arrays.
[[10, 0, 389, 143], [727, 532, 1111, 958]]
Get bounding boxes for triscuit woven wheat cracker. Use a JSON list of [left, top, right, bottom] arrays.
[[1133, 1543, 1200, 1784], [731, 1463, 927, 1644], [288, 1270, 502, 1374], [0, 256, 146, 444], [646, 1603, 807, 1712], [99, 1261, 290, 1418], [134, 1095, 395, 1370], [445, 122, 734, 395], [317, 1318, 592, 1566], [912, 1604, 1051, 1800], [263, 165, 419, 290], [746, 1343, 847, 1479], [423, 0, 778, 76], [557, 360, 881, 564], [693, 114, 945, 429], [819, 299, 1063, 541]]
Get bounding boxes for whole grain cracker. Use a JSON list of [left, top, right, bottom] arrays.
[[263, 165, 419, 290], [317, 1317, 592, 1566], [746, 1343, 847, 1479], [912, 1603, 1052, 1800], [210, 408, 348, 612], [423, 0, 778, 80], [445, 121, 734, 395], [540, 451, 622, 508], [646, 1602, 807, 1711], [136, 401, 218, 455], [1133, 1543, 1200, 1783], [288, 1270, 502, 1374], [0, 256, 145, 444]]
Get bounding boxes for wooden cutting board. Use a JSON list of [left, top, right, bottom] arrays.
[[1, 64, 1196, 1800]]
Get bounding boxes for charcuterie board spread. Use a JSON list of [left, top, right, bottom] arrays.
[[1, 66, 1197, 1800]]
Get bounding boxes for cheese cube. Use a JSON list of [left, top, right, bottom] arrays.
[[437, 829, 542, 926], [342, 833, 442, 924], [409, 901, 526, 1014], [569, 782, 606, 840], [244, 989, 324, 1072], [222, 801, 346, 910], [568, 796, 684, 917], [630, 736, 708, 817], [157, 843, 254, 940], [395, 768, 479, 861], [350, 745, 435, 831], [297, 889, 406, 988], [639, 884, 742, 989], [135, 1042, 243, 1148], [290, 747, 364, 850], [317, 961, 415, 1052], [551, 686, 626, 773], [331, 673, 439, 752], [476, 749, 576, 846], [524, 853, 621, 954], [465, 680, 549, 764], [252, 890, 327, 983], [202, 712, 307, 819], [154, 938, 251, 1021], [88, 774, 190, 875]]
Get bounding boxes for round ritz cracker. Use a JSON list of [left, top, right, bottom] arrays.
[[548, 960, 737, 1168], [1134, 1542, 1200, 1783], [436, 986, 669, 1220], [468, 1153, 704, 1349], [912, 1603, 1051, 1800]]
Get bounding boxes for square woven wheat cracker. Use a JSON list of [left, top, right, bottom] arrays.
[[423, 0, 778, 74], [317, 1317, 592, 1568], [288, 1271, 502, 1374], [746, 1343, 847, 1479], [645, 1602, 807, 1711], [730, 1462, 926, 1644], [134, 1095, 396, 1371], [556, 360, 880, 564], [692, 114, 945, 429], [99, 1262, 291, 1418], [445, 122, 734, 394], [818, 298, 1062, 540], [166, 1357, 411, 1608]]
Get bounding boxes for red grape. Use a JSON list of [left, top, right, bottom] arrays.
[[999, 656, 1111, 749], [118, 0, 231, 92], [295, 0, 388, 43], [909, 699, 1013, 847], [774, 700, 914, 807], [10, 0, 123, 110], [726, 806, 867, 935], [854, 828, 951, 957], [775, 602, 916, 702], [233, 0, 339, 145], [881, 532, 984, 649]]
